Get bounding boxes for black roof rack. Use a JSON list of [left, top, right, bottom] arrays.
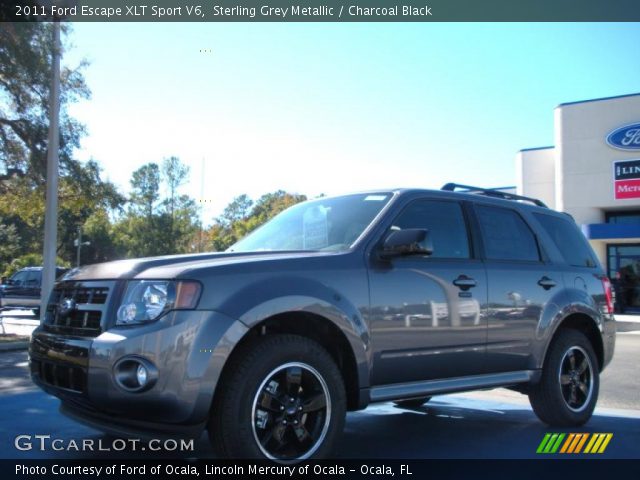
[[440, 183, 548, 208]]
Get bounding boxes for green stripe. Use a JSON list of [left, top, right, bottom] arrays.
[[544, 434, 559, 453], [550, 433, 566, 453], [537, 433, 552, 453]]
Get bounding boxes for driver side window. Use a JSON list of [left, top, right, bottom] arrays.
[[392, 199, 471, 259], [10, 271, 28, 286]]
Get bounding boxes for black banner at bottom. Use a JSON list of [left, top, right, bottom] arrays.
[[5, 459, 640, 480]]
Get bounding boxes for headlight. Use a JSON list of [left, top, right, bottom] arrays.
[[116, 280, 201, 326]]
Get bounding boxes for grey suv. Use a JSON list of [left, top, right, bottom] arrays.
[[30, 184, 615, 461]]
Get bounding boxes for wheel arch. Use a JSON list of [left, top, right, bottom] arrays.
[[211, 310, 366, 412], [541, 312, 604, 372]]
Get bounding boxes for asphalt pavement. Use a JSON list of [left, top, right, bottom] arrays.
[[1, 332, 638, 460]]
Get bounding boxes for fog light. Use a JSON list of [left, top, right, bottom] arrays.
[[136, 364, 148, 387], [113, 357, 157, 392]]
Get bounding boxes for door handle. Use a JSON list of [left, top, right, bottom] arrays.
[[537, 276, 557, 290], [453, 275, 477, 291]]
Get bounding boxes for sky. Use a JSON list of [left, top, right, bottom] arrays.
[[64, 22, 640, 223]]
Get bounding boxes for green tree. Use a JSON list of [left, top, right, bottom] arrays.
[[0, 23, 90, 184], [130, 163, 160, 218], [217, 194, 253, 228], [207, 191, 306, 251], [0, 23, 125, 271]]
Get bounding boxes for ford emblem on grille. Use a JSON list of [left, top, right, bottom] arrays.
[[58, 298, 76, 318]]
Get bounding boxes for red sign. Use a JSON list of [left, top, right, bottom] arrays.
[[615, 179, 640, 199]]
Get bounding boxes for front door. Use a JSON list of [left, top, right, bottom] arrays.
[[368, 198, 488, 385]]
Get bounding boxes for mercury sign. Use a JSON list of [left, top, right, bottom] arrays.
[[614, 159, 640, 199], [607, 123, 640, 150]]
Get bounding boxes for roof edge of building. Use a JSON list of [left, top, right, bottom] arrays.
[[518, 146, 554, 153], [555, 92, 640, 109]]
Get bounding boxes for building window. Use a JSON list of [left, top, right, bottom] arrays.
[[605, 211, 640, 224], [608, 244, 640, 313]]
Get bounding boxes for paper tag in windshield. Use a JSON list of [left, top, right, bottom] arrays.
[[364, 195, 387, 201], [303, 206, 329, 250]]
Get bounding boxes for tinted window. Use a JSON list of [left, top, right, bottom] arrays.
[[10, 271, 29, 286], [535, 213, 597, 267], [26, 271, 41, 286], [393, 200, 470, 259], [476, 205, 540, 262]]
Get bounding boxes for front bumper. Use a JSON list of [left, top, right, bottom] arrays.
[[30, 309, 248, 435]]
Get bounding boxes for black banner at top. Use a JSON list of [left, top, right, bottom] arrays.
[[1, 0, 640, 22]]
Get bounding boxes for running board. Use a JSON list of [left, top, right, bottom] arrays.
[[369, 370, 538, 403]]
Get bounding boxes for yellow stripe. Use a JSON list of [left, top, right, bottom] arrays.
[[597, 434, 613, 454], [591, 434, 607, 453], [584, 433, 598, 453], [567, 434, 582, 453], [560, 433, 576, 453], [574, 433, 589, 453]]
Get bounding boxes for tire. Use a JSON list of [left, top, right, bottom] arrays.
[[209, 334, 346, 461], [393, 397, 432, 408], [529, 329, 599, 427]]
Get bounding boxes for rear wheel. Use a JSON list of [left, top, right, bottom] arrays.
[[209, 334, 346, 461], [393, 396, 432, 408], [529, 330, 599, 426]]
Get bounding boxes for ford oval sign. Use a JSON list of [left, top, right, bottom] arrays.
[[607, 123, 640, 150]]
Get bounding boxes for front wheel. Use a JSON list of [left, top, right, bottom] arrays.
[[529, 330, 599, 426], [209, 334, 346, 461]]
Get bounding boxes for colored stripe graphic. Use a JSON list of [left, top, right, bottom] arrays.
[[537, 433, 565, 453], [537, 433, 551, 453], [597, 434, 613, 453], [541, 433, 613, 454], [560, 433, 575, 453], [574, 433, 589, 453]]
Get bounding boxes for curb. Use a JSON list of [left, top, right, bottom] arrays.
[[0, 341, 29, 352], [616, 321, 640, 333]]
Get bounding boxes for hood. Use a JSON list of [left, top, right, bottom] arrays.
[[61, 250, 337, 281]]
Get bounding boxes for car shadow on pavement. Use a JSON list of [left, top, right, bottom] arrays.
[[2, 391, 638, 460]]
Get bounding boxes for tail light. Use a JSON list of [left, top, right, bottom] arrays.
[[601, 276, 614, 314]]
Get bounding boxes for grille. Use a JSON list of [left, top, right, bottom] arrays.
[[50, 286, 109, 305], [31, 359, 86, 393], [43, 283, 111, 337]]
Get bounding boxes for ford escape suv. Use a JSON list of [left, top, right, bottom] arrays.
[[29, 184, 615, 461]]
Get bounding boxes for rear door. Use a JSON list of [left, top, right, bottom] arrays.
[[476, 204, 561, 373], [25, 270, 41, 302], [368, 197, 488, 385]]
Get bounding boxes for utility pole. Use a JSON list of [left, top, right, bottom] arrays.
[[40, 21, 61, 320], [74, 226, 90, 267]]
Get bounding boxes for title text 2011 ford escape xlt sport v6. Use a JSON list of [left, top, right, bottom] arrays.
[[30, 184, 615, 461]]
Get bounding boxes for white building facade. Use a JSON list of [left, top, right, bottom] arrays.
[[517, 92, 640, 312]]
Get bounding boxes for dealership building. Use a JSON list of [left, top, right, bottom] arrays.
[[516, 92, 640, 312]]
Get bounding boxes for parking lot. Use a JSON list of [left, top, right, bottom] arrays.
[[1, 326, 638, 460]]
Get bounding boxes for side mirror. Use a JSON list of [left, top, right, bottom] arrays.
[[380, 228, 433, 258], [0, 276, 6, 285]]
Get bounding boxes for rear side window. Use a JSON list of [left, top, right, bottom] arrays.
[[534, 213, 597, 267], [476, 205, 540, 262], [393, 200, 470, 259]]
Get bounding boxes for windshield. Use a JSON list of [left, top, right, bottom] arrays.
[[229, 193, 393, 253]]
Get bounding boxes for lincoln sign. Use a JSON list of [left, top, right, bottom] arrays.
[[614, 159, 640, 199]]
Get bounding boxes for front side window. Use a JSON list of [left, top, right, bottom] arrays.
[[230, 193, 392, 252], [10, 271, 29, 286], [392, 199, 470, 259], [476, 205, 540, 262]]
